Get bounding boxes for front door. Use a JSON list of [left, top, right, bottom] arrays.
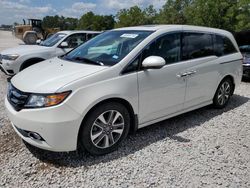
[[138, 33, 188, 124]]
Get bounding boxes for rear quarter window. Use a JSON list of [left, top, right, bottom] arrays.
[[214, 35, 237, 56]]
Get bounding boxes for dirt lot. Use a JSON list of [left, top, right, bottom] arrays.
[[0, 30, 23, 52], [0, 31, 249, 187]]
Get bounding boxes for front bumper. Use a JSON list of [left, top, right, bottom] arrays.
[[0, 60, 15, 75], [0, 64, 9, 75], [5, 98, 83, 152]]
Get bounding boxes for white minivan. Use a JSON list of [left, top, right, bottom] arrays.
[[5, 25, 242, 155]]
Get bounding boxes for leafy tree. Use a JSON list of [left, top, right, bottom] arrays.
[[42, 15, 78, 30], [78, 12, 114, 30], [99, 15, 115, 30], [143, 5, 158, 25], [235, 0, 250, 31], [78, 12, 95, 30], [41, 0, 250, 33], [185, 0, 239, 32], [64, 17, 78, 30], [156, 0, 191, 24], [115, 6, 147, 27], [42, 15, 60, 29]]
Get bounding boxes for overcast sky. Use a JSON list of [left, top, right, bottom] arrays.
[[0, 0, 165, 25]]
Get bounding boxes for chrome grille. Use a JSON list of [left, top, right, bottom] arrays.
[[7, 84, 29, 111]]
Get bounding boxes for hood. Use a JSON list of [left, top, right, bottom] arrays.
[[11, 57, 108, 93], [1, 45, 51, 55]]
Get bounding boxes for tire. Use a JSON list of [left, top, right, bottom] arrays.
[[24, 33, 37, 44], [79, 102, 130, 155], [213, 78, 233, 109]]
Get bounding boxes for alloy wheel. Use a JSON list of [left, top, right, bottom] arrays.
[[90, 110, 125, 149], [217, 81, 231, 105]]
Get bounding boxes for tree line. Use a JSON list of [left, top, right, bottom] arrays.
[[42, 0, 250, 32]]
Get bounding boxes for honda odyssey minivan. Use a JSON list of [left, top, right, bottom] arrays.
[[5, 25, 242, 155]]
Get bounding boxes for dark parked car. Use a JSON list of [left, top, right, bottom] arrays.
[[239, 45, 250, 77]]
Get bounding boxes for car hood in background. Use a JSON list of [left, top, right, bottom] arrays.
[[1, 45, 53, 55], [11, 57, 108, 93]]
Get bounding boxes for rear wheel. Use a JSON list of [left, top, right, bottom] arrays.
[[79, 102, 130, 155], [213, 78, 233, 108]]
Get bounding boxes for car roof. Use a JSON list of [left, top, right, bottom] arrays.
[[114, 25, 232, 36], [57, 30, 102, 35]]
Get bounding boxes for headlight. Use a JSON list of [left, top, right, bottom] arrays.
[[24, 91, 71, 108], [2, 54, 19, 61]]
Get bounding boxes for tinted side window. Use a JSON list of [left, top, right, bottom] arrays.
[[122, 33, 180, 74], [122, 56, 140, 74], [182, 33, 214, 60], [141, 33, 181, 64], [214, 35, 237, 56], [63, 33, 87, 48]]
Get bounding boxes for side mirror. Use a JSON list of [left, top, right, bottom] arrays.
[[142, 56, 165, 69], [36, 39, 41, 44], [60, 41, 69, 48]]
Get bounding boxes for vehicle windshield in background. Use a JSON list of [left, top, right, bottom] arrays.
[[63, 30, 153, 66], [40, 33, 66, 47]]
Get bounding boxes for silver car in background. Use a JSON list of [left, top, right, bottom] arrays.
[[0, 30, 100, 75]]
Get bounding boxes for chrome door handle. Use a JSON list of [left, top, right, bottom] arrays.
[[187, 70, 197, 75], [176, 72, 189, 77], [176, 70, 197, 78]]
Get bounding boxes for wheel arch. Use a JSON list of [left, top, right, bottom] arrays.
[[216, 74, 235, 96], [77, 97, 138, 148], [20, 57, 45, 71]]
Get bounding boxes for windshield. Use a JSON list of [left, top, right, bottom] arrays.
[[63, 30, 153, 66], [40, 33, 66, 47]]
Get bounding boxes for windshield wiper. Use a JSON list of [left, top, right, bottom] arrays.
[[73, 56, 104, 66]]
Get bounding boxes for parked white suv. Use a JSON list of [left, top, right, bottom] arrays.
[[5, 25, 242, 155], [0, 30, 100, 75]]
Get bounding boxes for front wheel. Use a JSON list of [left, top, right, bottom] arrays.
[[23, 33, 37, 44], [79, 102, 130, 155], [213, 78, 233, 108]]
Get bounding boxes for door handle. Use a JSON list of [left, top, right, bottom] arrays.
[[176, 72, 189, 78], [187, 70, 197, 75], [176, 70, 197, 78]]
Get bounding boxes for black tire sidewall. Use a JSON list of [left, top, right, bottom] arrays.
[[79, 102, 130, 155], [213, 78, 233, 108]]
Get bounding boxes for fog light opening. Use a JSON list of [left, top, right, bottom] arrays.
[[28, 132, 42, 141]]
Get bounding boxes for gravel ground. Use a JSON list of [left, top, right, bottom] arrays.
[[0, 31, 250, 187]]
